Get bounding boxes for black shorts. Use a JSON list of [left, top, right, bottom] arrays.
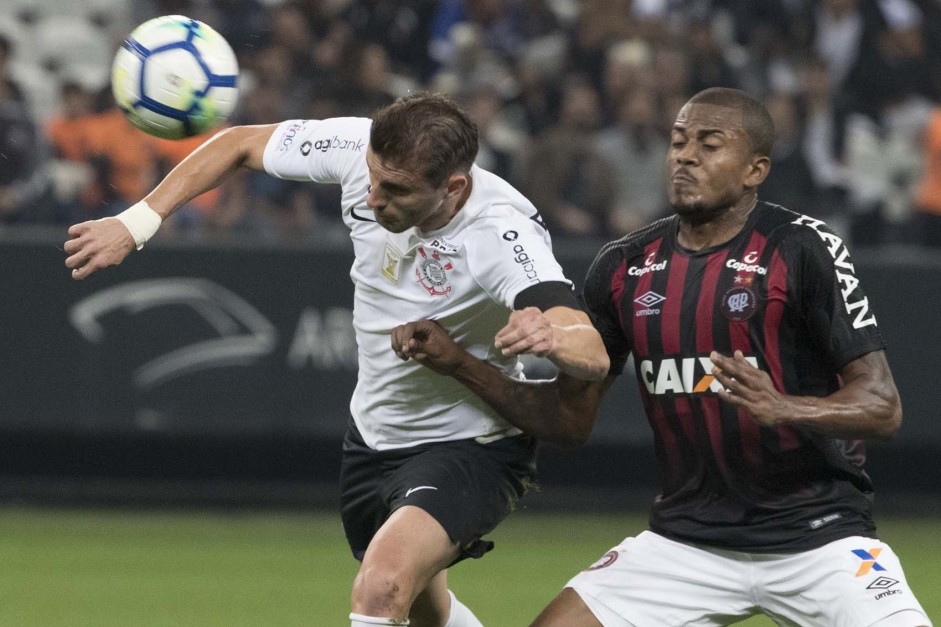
[[339, 419, 537, 563]]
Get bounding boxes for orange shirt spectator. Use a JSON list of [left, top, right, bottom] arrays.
[[916, 108, 941, 215], [79, 107, 157, 212], [151, 129, 223, 214]]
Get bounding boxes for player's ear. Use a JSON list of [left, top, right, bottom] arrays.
[[445, 171, 470, 199], [744, 154, 771, 189]]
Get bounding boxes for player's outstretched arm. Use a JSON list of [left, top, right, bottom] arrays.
[[710, 349, 901, 440], [392, 319, 612, 447], [494, 306, 610, 381], [64, 124, 278, 280]]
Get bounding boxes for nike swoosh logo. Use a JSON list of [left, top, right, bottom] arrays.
[[405, 486, 438, 498], [349, 205, 376, 222]]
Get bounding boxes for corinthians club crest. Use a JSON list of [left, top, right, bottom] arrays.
[[416, 246, 453, 296]]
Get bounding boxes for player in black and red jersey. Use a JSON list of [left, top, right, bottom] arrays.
[[391, 88, 931, 626]]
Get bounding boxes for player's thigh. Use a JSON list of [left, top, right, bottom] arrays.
[[564, 531, 756, 627], [360, 505, 460, 591], [531, 588, 606, 627], [386, 434, 536, 561], [341, 426, 536, 564], [760, 536, 932, 627]]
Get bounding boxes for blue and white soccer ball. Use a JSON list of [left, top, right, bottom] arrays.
[[111, 15, 239, 140]]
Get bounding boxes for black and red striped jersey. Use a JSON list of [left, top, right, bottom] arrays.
[[582, 201, 887, 552]]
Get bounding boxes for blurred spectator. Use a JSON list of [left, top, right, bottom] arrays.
[[800, 56, 851, 231], [595, 89, 669, 235], [570, 0, 635, 86], [685, 17, 740, 95], [45, 81, 96, 223], [0, 34, 50, 223], [600, 39, 655, 124], [2, 0, 936, 245], [521, 75, 616, 238], [913, 105, 941, 246], [151, 131, 226, 237], [338, 43, 413, 117], [760, 91, 820, 216], [842, 89, 932, 246], [344, 0, 437, 83], [462, 84, 526, 182], [54, 89, 157, 221]]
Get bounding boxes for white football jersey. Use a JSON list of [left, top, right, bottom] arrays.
[[263, 117, 572, 450]]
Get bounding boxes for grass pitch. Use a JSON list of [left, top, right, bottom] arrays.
[[1, 507, 937, 625]]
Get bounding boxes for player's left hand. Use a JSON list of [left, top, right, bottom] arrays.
[[64, 218, 136, 280], [391, 319, 468, 376], [494, 307, 555, 358], [710, 350, 789, 428]]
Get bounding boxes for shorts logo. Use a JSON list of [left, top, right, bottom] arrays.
[[586, 550, 618, 571], [634, 291, 665, 317], [405, 486, 437, 498], [852, 548, 887, 577], [300, 141, 312, 156], [416, 246, 453, 296], [866, 577, 898, 590], [722, 286, 756, 321], [502, 230, 518, 241]]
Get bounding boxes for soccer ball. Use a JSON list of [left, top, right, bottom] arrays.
[[111, 15, 239, 140]]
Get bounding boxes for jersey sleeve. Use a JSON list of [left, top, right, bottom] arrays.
[[464, 210, 571, 308], [582, 244, 632, 376], [790, 223, 886, 369], [262, 117, 371, 185]]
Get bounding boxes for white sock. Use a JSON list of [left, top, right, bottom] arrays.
[[350, 612, 410, 626], [444, 591, 483, 627]]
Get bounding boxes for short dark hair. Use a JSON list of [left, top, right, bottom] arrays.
[[686, 87, 774, 157], [370, 92, 479, 187]]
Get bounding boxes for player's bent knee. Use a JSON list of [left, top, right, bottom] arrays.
[[352, 563, 419, 617]]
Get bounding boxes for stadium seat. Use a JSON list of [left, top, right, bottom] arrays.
[[10, 61, 60, 122], [34, 16, 113, 74]]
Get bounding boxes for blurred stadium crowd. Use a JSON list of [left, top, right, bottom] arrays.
[[1, 0, 941, 247]]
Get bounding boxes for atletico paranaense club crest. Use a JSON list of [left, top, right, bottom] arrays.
[[416, 246, 454, 296]]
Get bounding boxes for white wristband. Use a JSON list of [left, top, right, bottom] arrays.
[[116, 201, 163, 250]]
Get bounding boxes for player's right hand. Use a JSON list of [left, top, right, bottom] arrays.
[[63, 218, 136, 280], [391, 319, 468, 376]]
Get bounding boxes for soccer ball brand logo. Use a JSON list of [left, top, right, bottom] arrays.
[[416, 246, 453, 296], [111, 15, 239, 139]]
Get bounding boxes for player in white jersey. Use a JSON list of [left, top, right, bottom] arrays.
[[63, 93, 609, 627]]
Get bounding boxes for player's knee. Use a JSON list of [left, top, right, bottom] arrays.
[[352, 562, 419, 617]]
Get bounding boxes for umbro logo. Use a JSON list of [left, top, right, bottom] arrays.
[[866, 577, 898, 590], [405, 486, 438, 498], [634, 291, 665, 317], [634, 291, 666, 308]]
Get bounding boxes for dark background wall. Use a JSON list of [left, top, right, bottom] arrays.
[[2, 229, 939, 510]]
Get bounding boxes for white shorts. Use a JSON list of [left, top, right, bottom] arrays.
[[565, 530, 932, 627]]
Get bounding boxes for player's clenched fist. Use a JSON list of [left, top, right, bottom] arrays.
[[391, 319, 469, 376]]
